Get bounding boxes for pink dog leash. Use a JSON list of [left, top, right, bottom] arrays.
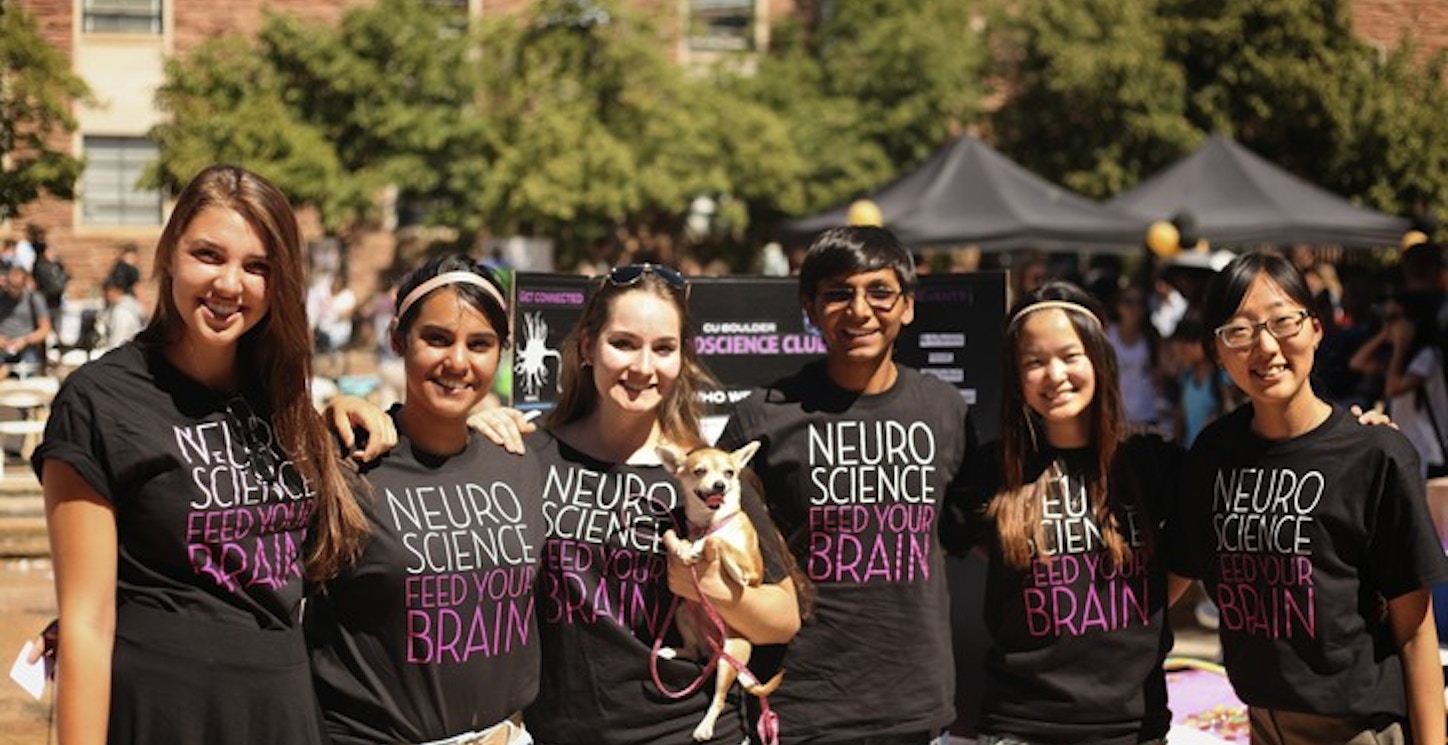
[[647, 507, 781, 745]]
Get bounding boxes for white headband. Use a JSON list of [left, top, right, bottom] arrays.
[[1009, 300, 1103, 329], [395, 271, 508, 320]]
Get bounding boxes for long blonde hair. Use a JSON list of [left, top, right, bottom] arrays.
[[141, 164, 366, 582]]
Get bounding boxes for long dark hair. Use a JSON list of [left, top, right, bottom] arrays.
[[141, 164, 366, 583], [547, 268, 715, 450], [990, 282, 1130, 569]]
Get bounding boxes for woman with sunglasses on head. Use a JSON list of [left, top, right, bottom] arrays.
[[35, 164, 372, 745], [524, 263, 802, 745], [305, 255, 543, 745], [1167, 250, 1448, 745], [956, 281, 1183, 745]]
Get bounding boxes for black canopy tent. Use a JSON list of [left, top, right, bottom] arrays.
[[778, 135, 1148, 252], [1106, 134, 1409, 249]]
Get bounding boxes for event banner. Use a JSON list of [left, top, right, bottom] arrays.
[[507, 271, 1004, 440]]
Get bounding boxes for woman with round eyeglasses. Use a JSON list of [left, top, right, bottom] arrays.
[[1167, 250, 1448, 745]]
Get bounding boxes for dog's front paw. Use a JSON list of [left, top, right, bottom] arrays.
[[692, 719, 715, 741]]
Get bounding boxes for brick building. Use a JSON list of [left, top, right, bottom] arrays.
[[4, 0, 1442, 318], [5, 0, 791, 320]]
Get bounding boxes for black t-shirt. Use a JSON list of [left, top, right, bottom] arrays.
[[1168, 404, 1448, 716], [968, 436, 1181, 745], [307, 408, 547, 744], [526, 429, 791, 745], [717, 361, 975, 744], [33, 342, 313, 628]]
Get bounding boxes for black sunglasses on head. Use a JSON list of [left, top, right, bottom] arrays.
[[604, 264, 689, 296]]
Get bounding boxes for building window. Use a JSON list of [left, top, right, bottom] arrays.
[[83, 0, 162, 35], [688, 0, 753, 52], [83, 137, 163, 227]]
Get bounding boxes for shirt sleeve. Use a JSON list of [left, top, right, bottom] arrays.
[[32, 378, 114, 502], [1366, 437, 1448, 599], [941, 435, 996, 557]]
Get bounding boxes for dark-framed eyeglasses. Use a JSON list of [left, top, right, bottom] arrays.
[[604, 264, 689, 297], [1213, 309, 1312, 349], [817, 284, 904, 312]]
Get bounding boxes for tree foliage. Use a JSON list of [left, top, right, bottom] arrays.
[[990, 0, 1448, 221], [149, 35, 341, 215], [731, 0, 990, 214], [0, 5, 91, 221], [141, 0, 1448, 250], [989, 0, 1197, 199]]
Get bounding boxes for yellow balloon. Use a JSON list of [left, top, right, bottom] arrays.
[[1146, 221, 1180, 257], [847, 199, 883, 227], [1401, 230, 1429, 251]]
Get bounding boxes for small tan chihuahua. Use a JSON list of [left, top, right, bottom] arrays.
[[658, 440, 783, 741]]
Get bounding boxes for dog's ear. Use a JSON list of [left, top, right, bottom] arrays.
[[656, 445, 685, 474], [730, 440, 760, 468]]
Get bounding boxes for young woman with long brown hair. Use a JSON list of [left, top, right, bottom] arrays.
[[38, 164, 368, 745], [526, 264, 802, 745]]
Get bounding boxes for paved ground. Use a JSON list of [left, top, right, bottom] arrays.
[[0, 558, 54, 745]]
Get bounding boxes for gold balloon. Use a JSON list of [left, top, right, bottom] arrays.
[[1401, 230, 1430, 251], [1145, 220, 1180, 257], [847, 199, 883, 227]]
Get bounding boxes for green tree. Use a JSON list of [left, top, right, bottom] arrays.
[[262, 0, 483, 235], [471, 0, 806, 258], [149, 35, 342, 219], [733, 0, 990, 214], [724, 16, 893, 216], [991, 0, 1448, 222], [1160, 0, 1448, 220], [812, 0, 989, 168], [989, 0, 1197, 198], [1338, 42, 1448, 219], [0, 5, 91, 220], [150, 0, 479, 237]]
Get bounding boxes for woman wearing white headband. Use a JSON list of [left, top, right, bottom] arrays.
[[306, 253, 544, 745], [951, 281, 1184, 745]]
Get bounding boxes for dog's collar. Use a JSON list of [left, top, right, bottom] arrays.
[[689, 508, 742, 540]]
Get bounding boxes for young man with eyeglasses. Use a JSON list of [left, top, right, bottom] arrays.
[[716, 226, 976, 745]]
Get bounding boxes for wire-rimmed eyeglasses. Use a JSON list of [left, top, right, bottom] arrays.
[[1213, 309, 1311, 349]]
